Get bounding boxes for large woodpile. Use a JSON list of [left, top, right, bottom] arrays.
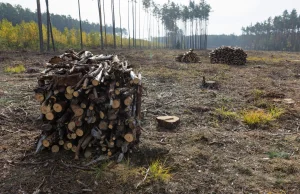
[[34, 50, 142, 161], [175, 49, 201, 63], [209, 46, 247, 65]]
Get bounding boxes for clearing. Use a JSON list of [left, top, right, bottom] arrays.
[[1, 49, 300, 193]]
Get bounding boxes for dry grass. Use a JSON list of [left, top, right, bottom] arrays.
[[4, 64, 25, 73]]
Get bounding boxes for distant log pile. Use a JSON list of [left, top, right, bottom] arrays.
[[175, 49, 201, 63], [34, 50, 142, 162], [209, 46, 247, 65]]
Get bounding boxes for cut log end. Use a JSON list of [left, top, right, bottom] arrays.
[[51, 145, 60, 153], [65, 93, 73, 100], [35, 93, 44, 102], [124, 96, 133, 106], [92, 79, 100, 86], [68, 121, 76, 131], [112, 99, 120, 109], [45, 112, 55, 121], [76, 128, 84, 137], [124, 133, 134, 143], [42, 139, 50, 147], [58, 140, 65, 146]]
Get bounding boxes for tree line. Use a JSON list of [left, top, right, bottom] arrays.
[[241, 9, 300, 51], [0, 3, 126, 35], [0, 1, 212, 51], [0, 19, 149, 50]]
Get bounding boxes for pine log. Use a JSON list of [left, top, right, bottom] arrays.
[[130, 71, 140, 84], [35, 93, 44, 102], [58, 139, 64, 146], [112, 99, 120, 109], [76, 128, 84, 137], [41, 124, 52, 132], [66, 86, 75, 94], [45, 111, 55, 120], [124, 96, 133, 106], [124, 133, 134, 143], [68, 121, 76, 131], [92, 69, 104, 86], [71, 104, 84, 116], [53, 101, 67, 113], [51, 145, 60, 153], [65, 93, 73, 100]]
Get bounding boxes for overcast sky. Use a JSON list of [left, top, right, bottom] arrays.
[[1, 0, 300, 35]]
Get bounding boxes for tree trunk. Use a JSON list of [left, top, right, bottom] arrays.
[[119, 0, 122, 48], [111, 0, 116, 49], [103, 0, 107, 48], [97, 0, 104, 50], [45, 0, 50, 51], [139, 0, 141, 49], [78, 0, 83, 49], [36, 0, 44, 53], [49, 18, 55, 51], [132, 0, 135, 48], [128, 0, 130, 49]]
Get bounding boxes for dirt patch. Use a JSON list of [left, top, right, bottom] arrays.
[[1, 49, 300, 193]]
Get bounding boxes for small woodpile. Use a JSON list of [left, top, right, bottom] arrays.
[[34, 50, 142, 162], [175, 49, 201, 63], [209, 46, 247, 65]]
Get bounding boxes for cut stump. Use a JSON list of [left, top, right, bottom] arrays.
[[156, 116, 180, 130]]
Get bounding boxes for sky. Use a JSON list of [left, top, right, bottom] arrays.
[[1, 0, 300, 36]]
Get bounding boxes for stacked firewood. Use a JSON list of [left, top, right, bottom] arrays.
[[34, 50, 142, 162], [175, 49, 201, 63], [209, 46, 247, 65]]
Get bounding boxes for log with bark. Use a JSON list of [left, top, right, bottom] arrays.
[[34, 49, 143, 162], [209, 46, 247, 65], [175, 49, 201, 63]]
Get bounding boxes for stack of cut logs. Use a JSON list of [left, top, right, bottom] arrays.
[[34, 50, 142, 161], [209, 46, 247, 65], [175, 49, 201, 63]]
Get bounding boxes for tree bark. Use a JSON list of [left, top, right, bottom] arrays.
[[78, 0, 83, 49], [36, 0, 44, 53]]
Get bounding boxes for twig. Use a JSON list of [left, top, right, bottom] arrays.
[[82, 189, 93, 192], [165, 99, 181, 105], [61, 160, 92, 171], [32, 177, 45, 194], [135, 167, 150, 189], [77, 180, 89, 188], [84, 155, 109, 166]]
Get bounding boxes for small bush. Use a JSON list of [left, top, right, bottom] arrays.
[[4, 64, 25, 73], [147, 160, 171, 183], [242, 109, 273, 127], [269, 106, 284, 118], [242, 107, 284, 127]]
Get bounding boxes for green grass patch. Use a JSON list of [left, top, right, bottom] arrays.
[[215, 106, 238, 121], [4, 64, 25, 73], [267, 151, 290, 159]]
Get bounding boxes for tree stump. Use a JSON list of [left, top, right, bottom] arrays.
[[156, 116, 180, 130]]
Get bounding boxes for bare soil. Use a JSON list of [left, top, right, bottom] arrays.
[[1, 49, 300, 194]]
